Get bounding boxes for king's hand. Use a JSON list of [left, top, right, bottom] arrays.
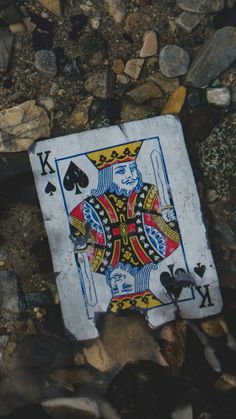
[[161, 206, 176, 223]]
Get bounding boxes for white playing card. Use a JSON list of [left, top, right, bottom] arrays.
[[29, 116, 223, 340]]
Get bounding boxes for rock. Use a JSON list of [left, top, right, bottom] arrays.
[[214, 373, 236, 392], [206, 87, 231, 107], [199, 113, 236, 194], [66, 96, 93, 131], [112, 59, 125, 74], [124, 12, 140, 32], [158, 321, 187, 371], [161, 86, 186, 115], [38, 0, 62, 17], [206, 189, 218, 203], [175, 12, 205, 33], [83, 339, 117, 372], [126, 81, 163, 103], [63, 58, 81, 81], [116, 73, 130, 84], [124, 58, 144, 80], [159, 45, 190, 78], [0, 271, 25, 319], [121, 100, 153, 122], [0, 31, 14, 72], [140, 30, 158, 58], [0, 100, 50, 152], [16, 335, 73, 372], [9, 23, 25, 34], [176, 0, 225, 13], [85, 71, 115, 99], [200, 317, 227, 337], [214, 4, 236, 28], [37, 96, 55, 112], [25, 290, 53, 308], [187, 90, 201, 107], [99, 312, 168, 367], [42, 397, 100, 419], [104, 0, 126, 24], [90, 16, 101, 30], [0, 369, 41, 404], [147, 72, 180, 94], [186, 27, 236, 88], [34, 49, 57, 78]]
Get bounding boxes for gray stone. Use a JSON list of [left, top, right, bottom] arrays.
[[0, 31, 14, 72], [159, 45, 190, 78], [175, 12, 205, 33], [0, 271, 25, 319], [199, 113, 236, 194], [34, 49, 57, 78], [206, 87, 231, 107], [176, 0, 225, 14], [187, 90, 201, 107], [186, 27, 236, 88], [84, 71, 115, 98]]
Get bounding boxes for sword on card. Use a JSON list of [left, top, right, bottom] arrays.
[[77, 252, 98, 315], [150, 149, 171, 208]]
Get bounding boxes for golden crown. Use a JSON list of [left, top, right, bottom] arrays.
[[87, 141, 142, 170]]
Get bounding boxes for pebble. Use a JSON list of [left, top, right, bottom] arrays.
[[63, 58, 81, 81], [187, 90, 201, 107], [124, 58, 144, 80], [0, 270, 25, 319], [214, 373, 236, 392], [126, 81, 163, 103], [42, 397, 100, 419], [34, 49, 57, 78], [206, 189, 218, 203], [0, 100, 50, 152], [25, 289, 53, 308], [83, 339, 116, 372], [112, 59, 125, 74], [176, 0, 225, 14], [139, 30, 158, 58], [161, 86, 186, 115], [159, 45, 190, 78], [9, 22, 25, 33], [175, 12, 205, 33], [200, 317, 226, 337], [116, 73, 130, 84], [125, 12, 140, 32], [90, 16, 101, 30], [186, 27, 236, 88], [38, 0, 62, 17], [104, 0, 127, 24], [206, 87, 231, 107], [85, 70, 115, 99], [199, 112, 236, 194], [66, 96, 93, 131], [147, 72, 180, 94], [37, 96, 55, 112], [0, 31, 14, 72]]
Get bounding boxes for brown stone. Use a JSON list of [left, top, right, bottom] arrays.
[[125, 12, 140, 32], [83, 339, 116, 372], [112, 59, 125, 74], [161, 86, 186, 115], [66, 97, 93, 132], [124, 58, 144, 80], [121, 100, 153, 122], [200, 317, 227, 337], [104, 0, 126, 24], [38, 0, 62, 17], [126, 81, 163, 103], [215, 373, 236, 392], [0, 100, 50, 152], [140, 31, 158, 58], [147, 72, 180, 94]]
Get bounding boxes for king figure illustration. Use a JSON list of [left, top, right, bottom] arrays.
[[69, 141, 181, 312]]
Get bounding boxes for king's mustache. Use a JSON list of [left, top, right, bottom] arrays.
[[121, 177, 137, 185]]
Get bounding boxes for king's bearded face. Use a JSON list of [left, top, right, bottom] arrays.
[[112, 161, 139, 193]]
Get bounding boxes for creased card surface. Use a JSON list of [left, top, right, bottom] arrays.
[[29, 116, 223, 340]]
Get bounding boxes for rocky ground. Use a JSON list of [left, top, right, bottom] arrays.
[[0, 0, 236, 418]]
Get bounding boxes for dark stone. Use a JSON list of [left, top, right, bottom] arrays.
[[105, 98, 121, 124], [28, 11, 55, 33], [213, 5, 236, 29], [25, 290, 53, 308], [0, 1, 21, 25], [187, 90, 201, 107], [32, 30, 53, 51], [186, 27, 236, 88], [2, 75, 14, 88], [123, 33, 133, 43], [0, 270, 26, 319], [0, 31, 14, 72], [88, 98, 105, 120], [184, 104, 224, 143], [44, 305, 65, 337], [17, 335, 73, 372], [53, 46, 67, 70], [63, 57, 81, 81], [69, 14, 88, 40], [82, 31, 108, 59]]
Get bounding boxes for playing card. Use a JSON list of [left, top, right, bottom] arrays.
[[29, 116, 223, 340]]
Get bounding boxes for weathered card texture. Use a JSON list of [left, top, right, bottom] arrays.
[[29, 116, 223, 340]]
